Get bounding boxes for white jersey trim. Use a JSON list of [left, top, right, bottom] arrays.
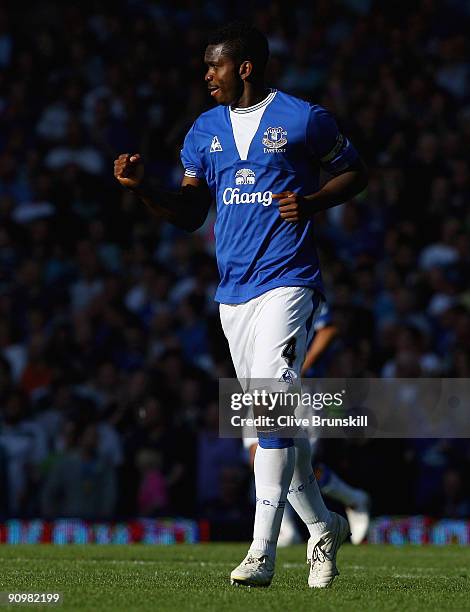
[[230, 89, 277, 114], [229, 90, 277, 161]]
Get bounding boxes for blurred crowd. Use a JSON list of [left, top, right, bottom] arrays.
[[0, 0, 470, 525]]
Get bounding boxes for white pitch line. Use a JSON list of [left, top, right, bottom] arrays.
[[0, 558, 468, 575]]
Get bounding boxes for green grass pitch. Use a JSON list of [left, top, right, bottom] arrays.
[[0, 543, 468, 611]]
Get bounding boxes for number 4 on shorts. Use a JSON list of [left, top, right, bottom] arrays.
[[281, 337, 297, 367]]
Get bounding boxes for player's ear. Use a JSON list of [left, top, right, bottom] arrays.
[[239, 60, 253, 81]]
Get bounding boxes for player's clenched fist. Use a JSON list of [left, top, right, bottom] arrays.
[[273, 191, 309, 223], [113, 153, 144, 190]]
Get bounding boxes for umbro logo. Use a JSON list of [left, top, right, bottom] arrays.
[[210, 136, 223, 153]]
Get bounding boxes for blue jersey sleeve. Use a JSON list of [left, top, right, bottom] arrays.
[[180, 123, 204, 179], [313, 301, 333, 331], [306, 105, 358, 175]]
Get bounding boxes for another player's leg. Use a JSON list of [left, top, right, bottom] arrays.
[[317, 464, 370, 545], [277, 500, 303, 547]]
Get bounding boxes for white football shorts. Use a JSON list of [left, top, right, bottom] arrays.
[[220, 286, 322, 381], [220, 286, 322, 447]]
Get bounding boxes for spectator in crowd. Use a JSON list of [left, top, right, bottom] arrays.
[[0, 390, 47, 516], [41, 422, 117, 519]]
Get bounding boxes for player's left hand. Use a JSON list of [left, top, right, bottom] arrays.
[[272, 191, 309, 223]]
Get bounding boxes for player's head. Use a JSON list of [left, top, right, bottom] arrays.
[[205, 21, 269, 106]]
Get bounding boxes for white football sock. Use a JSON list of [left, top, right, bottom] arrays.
[[288, 436, 331, 540], [251, 445, 295, 559], [320, 469, 364, 507]]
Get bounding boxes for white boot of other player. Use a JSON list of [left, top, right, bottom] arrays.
[[319, 467, 370, 545], [345, 490, 370, 545]]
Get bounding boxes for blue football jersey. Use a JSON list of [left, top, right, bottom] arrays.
[[180, 89, 358, 304], [313, 301, 333, 332]]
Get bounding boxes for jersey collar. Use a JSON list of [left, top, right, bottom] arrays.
[[230, 89, 277, 114]]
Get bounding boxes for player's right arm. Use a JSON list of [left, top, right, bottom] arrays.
[[113, 153, 211, 232]]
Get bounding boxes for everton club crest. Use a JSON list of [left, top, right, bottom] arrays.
[[262, 126, 287, 153]]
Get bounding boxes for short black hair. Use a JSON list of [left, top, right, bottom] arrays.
[[208, 21, 269, 76]]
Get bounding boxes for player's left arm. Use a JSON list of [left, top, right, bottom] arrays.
[[274, 160, 368, 223], [274, 106, 368, 222]]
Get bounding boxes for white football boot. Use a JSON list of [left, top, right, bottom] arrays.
[[230, 550, 275, 587], [345, 490, 370, 545], [307, 512, 350, 588]]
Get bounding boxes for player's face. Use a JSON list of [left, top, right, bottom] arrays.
[[204, 44, 243, 106]]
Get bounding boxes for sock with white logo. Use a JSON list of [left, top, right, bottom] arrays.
[[251, 445, 295, 559], [287, 436, 331, 540], [320, 468, 364, 507]]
